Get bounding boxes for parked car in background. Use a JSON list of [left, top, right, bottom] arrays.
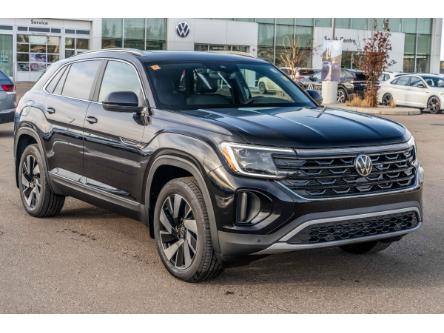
[[301, 69, 368, 103], [379, 71, 407, 82], [280, 67, 318, 82], [378, 74, 444, 113], [0, 70, 16, 124]]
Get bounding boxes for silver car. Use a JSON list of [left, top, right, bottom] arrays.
[[0, 70, 16, 124]]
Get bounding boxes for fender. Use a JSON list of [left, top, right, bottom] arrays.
[[14, 126, 53, 191], [144, 154, 221, 255]]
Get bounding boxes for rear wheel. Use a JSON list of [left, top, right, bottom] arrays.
[[427, 96, 442, 114], [153, 177, 223, 282], [337, 88, 347, 103], [18, 144, 65, 217], [382, 93, 394, 106], [340, 240, 393, 254]]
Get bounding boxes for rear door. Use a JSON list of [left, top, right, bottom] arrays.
[[83, 59, 147, 202], [44, 60, 102, 181], [389, 75, 411, 105], [407, 76, 429, 107]]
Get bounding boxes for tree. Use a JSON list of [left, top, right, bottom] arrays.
[[359, 19, 395, 107], [279, 36, 309, 79]]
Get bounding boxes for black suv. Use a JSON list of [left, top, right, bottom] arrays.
[[14, 50, 424, 282], [303, 69, 368, 103]]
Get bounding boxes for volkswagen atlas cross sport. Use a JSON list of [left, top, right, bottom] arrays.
[[14, 49, 424, 282]]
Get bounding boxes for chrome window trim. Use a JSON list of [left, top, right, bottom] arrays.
[[253, 207, 421, 255], [42, 57, 148, 106]]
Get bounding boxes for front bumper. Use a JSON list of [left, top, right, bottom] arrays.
[[209, 165, 423, 260], [0, 108, 15, 124]]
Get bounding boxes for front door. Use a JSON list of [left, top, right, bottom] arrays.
[[83, 60, 147, 202]]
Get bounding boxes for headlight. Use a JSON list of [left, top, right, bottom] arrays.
[[220, 142, 295, 179]]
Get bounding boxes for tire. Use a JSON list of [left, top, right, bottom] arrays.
[[427, 96, 442, 114], [258, 81, 267, 94], [340, 240, 393, 254], [337, 88, 347, 103], [18, 144, 65, 217], [382, 93, 393, 106], [153, 177, 223, 282]]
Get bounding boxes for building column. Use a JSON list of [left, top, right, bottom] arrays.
[[430, 19, 442, 74]]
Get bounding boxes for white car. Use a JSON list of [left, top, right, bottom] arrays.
[[378, 74, 444, 113], [379, 71, 406, 82]]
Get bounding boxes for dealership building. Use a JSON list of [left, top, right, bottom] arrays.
[[0, 18, 442, 82]]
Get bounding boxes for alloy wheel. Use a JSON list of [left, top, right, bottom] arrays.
[[337, 89, 346, 103], [21, 155, 41, 209], [382, 94, 393, 106], [428, 96, 441, 114], [159, 194, 198, 270]]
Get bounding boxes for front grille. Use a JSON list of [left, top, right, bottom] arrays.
[[276, 145, 416, 199], [288, 211, 419, 245]]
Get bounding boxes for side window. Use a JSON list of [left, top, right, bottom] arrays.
[[62, 60, 101, 100], [53, 66, 69, 95], [392, 76, 410, 86], [46, 66, 67, 93], [409, 77, 423, 87], [98, 61, 143, 105]]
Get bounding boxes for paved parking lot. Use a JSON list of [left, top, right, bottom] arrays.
[[1, 101, 444, 312]]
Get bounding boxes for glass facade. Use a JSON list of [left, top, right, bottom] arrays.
[[0, 34, 13, 77], [102, 18, 167, 50]]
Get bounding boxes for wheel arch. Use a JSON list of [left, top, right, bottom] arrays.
[[14, 127, 46, 188], [144, 154, 221, 254]]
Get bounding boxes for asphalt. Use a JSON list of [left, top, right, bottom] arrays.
[[1, 108, 444, 313]]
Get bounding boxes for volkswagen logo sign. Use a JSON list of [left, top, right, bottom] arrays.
[[354, 154, 373, 177], [176, 22, 190, 38]]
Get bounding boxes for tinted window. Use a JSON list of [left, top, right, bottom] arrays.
[[392, 76, 410, 86], [420, 76, 444, 88], [62, 60, 101, 100], [146, 62, 315, 110], [99, 61, 142, 104], [409, 77, 423, 87], [46, 66, 67, 93], [53, 66, 69, 95]]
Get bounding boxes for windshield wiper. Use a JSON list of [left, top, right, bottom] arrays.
[[316, 106, 327, 118]]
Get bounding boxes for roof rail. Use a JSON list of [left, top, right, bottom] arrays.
[[82, 48, 145, 56], [208, 51, 256, 58]]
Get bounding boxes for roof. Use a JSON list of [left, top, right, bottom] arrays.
[[138, 50, 267, 63]]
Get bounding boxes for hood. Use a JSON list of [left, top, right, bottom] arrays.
[[186, 106, 409, 149]]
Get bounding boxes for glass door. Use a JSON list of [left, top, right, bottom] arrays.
[[0, 34, 13, 78]]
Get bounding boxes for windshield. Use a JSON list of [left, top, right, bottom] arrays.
[[421, 76, 444, 88], [145, 62, 316, 110]]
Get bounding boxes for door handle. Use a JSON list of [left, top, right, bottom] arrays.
[[46, 107, 56, 114], [86, 116, 98, 124]]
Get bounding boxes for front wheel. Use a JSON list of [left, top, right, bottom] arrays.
[[18, 144, 65, 217], [340, 240, 393, 254], [153, 177, 223, 282], [427, 96, 442, 114], [382, 93, 394, 106]]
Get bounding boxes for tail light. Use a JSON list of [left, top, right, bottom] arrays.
[[1, 84, 15, 92]]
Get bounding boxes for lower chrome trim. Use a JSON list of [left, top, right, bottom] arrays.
[[253, 207, 421, 255]]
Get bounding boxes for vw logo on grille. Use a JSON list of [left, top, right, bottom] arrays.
[[354, 154, 373, 177], [176, 22, 190, 38]]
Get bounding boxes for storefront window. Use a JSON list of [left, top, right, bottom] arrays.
[[0, 34, 13, 77], [275, 25, 293, 47], [258, 24, 274, 47], [124, 18, 145, 49], [314, 18, 331, 27], [401, 19, 417, 33], [275, 19, 294, 25], [417, 34, 431, 55], [146, 18, 166, 50], [102, 18, 123, 48], [416, 55, 430, 73], [295, 19, 313, 26], [65, 37, 90, 58], [388, 18, 402, 32], [417, 19, 432, 34], [403, 56, 415, 73], [17, 34, 60, 73], [336, 19, 351, 29], [404, 33, 416, 54], [351, 19, 368, 30], [257, 47, 273, 63]]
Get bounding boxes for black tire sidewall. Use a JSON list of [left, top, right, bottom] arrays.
[[153, 178, 209, 281], [337, 88, 347, 102], [383, 93, 392, 106], [18, 145, 47, 216]]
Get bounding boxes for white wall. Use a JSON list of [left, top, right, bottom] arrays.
[[312, 27, 405, 72], [430, 19, 442, 74], [167, 18, 258, 55]]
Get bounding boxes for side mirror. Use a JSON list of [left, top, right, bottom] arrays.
[[306, 89, 323, 105], [102, 91, 143, 112], [416, 83, 426, 88]]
